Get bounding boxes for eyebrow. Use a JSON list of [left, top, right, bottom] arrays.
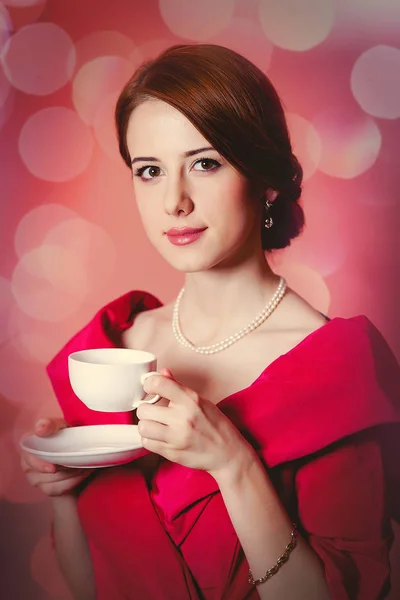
[[131, 146, 215, 165]]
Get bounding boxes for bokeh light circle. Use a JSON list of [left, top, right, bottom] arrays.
[[19, 107, 94, 182], [351, 45, 400, 120], [208, 17, 273, 73], [43, 217, 117, 291], [14, 243, 89, 297], [15, 203, 79, 259], [11, 330, 59, 364], [1, 22, 76, 95], [338, 0, 400, 29], [11, 245, 89, 322], [72, 55, 133, 125], [312, 108, 381, 178], [13, 211, 116, 330], [7, 301, 91, 367], [3, 2, 47, 30], [159, 0, 236, 41], [258, 0, 335, 51], [75, 30, 136, 69], [286, 113, 322, 180]]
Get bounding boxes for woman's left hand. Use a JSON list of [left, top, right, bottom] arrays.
[[136, 368, 253, 477]]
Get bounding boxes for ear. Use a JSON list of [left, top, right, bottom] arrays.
[[260, 188, 279, 203], [266, 188, 279, 203]]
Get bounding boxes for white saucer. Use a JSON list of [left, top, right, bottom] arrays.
[[20, 424, 147, 468]]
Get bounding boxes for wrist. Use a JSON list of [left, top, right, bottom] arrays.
[[51, 493, 78, 512], [211, 443, 258, 488]]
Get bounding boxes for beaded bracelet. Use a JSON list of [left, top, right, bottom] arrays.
[[248, 523, 298, 586]]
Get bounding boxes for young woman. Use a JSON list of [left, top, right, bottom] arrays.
[[21, 44, 400, 600]]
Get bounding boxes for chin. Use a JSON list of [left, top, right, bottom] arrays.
[[163, 256, 216, 273], [155, 246, 221, 273]]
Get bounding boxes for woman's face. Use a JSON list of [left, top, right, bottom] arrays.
[[126, 99, 263, 273]]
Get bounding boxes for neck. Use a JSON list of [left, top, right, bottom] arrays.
[[177, 247, 281, 346]]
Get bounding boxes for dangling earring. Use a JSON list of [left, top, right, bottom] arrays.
[[264, 199, 273, 229]]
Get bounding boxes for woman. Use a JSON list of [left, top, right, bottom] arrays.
[[21, 44, 400, 600]]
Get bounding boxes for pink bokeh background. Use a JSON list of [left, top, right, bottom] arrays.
[[1, 1, 399, 598]]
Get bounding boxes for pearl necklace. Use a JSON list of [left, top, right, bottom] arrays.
[[172, 277, 287, 354]]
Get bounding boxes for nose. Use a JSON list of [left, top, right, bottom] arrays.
[[163, 174, 194, 217]]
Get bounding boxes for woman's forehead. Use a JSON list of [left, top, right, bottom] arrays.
[[127, 99, 211, 155]]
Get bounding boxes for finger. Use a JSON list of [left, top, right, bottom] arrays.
[[27, 467, 88, 487], [143, 375, 193, 406], [35, 417, 68, 437], [136, 403, 173, 424], [21, 451, 57, 474], [137, 396, 170, 409], [138, 419, 169, 443], [41, 472, 92, 497], [141, 436, 170, 456]]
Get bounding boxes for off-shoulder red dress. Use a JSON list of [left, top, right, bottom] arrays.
[[47, 291, 400, 600]]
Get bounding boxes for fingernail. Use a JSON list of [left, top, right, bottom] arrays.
[[36, 419, 49, 430], [44, 465, 55, 473]]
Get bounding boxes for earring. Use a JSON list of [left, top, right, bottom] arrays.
[[264, 200, 273, 229]]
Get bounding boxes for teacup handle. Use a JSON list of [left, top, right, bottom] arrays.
[[132, 371, 161, 410]]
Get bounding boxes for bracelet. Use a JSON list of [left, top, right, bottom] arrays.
[[248, 523, 298, 586]]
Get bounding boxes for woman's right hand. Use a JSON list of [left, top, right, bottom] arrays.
[[21, 418, 93, 497]]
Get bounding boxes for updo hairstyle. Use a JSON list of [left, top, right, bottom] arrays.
[[115, 44, 304, 251]]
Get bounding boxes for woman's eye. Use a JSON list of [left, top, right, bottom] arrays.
[[134, 166, 161, 180], [134, 159, 220, 180], [193, 158, 221, 172]]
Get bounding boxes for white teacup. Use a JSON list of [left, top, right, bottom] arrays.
[[68, 348, 161, 412]]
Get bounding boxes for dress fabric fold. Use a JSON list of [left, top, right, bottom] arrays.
[[47, 291, 400, 600]]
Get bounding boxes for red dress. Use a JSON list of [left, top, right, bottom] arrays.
[[47, 291, 400, 600]]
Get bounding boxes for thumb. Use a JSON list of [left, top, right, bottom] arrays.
[[35, 417, 68, 437]]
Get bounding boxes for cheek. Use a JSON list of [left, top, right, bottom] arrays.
[[138, 205, 162, 243], [211, 179, 257, 223], [134, 187, 158, 224]]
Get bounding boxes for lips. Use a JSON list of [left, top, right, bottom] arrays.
[[166, 227, 207, 236], [165, 226, 207, 246]]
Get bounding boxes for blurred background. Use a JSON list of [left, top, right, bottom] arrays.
[[0, 0, 399, 598]]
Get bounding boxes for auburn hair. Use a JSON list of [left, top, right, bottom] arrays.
[[115, 44, 304, 251]]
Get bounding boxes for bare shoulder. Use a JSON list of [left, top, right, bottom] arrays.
[[274, 286, 329, 333], [122, 302, 173, 350]]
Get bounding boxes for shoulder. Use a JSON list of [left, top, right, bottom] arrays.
[[281, 287, 397, 371], [47, 290, 163, 369], [296, 312, 400, 425], [122, 301, 173, 350], [99, 289, 163, 327], [245, 310, 400, 466], [276, 288, 330, 331]]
